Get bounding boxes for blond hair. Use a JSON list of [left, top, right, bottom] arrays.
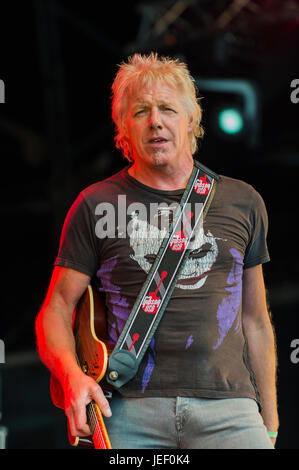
[[111, 52, 204, 161]]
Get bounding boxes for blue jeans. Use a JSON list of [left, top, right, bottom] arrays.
[[103, 394, 274, 449]]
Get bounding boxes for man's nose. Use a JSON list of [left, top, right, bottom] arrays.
[[149, 108, 162, 129]]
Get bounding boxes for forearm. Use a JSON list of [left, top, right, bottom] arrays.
[[244, 321, 279, 431], [36, 305, 82, 387]]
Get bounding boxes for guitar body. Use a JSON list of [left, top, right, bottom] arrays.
[[50, 284, 114, 449]]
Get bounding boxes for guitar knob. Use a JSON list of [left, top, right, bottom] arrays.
[[109, 371, 118, 381]]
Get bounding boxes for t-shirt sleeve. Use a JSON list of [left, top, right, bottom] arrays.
[[54, 191, 99, 277], [243, 189, 270, 269]]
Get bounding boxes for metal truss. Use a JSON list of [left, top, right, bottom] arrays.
[[126, 0, 299, 53]]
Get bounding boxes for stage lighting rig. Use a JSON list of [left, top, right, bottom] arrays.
[[196, 77, 261, 149]]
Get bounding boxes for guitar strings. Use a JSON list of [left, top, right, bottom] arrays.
[[88, 402, 106, 448], [75, 335, 107, 448], [92, 406, 106, 448], [92, 415, 105, 448]]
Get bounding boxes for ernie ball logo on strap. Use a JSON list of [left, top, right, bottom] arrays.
[[194, 174, 211, 195], [169, 211, 193, 252], [142, 271, 168, 314]]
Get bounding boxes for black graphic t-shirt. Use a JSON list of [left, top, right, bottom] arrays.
[[55, 165, 270, 404]]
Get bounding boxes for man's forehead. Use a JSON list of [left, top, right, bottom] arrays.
[[129, 82, 180, 105]]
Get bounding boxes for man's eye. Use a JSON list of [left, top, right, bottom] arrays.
[[134, 109, 146, 116], [163, 107, 175, 113]]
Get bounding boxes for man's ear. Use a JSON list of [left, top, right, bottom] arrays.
[[187, 115, 194, 133], [122, 116, 129, 137]]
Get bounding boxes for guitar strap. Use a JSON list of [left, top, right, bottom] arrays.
[[106, 160, 219, 390]]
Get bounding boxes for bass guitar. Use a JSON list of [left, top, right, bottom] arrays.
[[50, 284, 114, 449]]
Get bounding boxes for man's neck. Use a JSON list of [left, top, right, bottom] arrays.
[[128, 156, 194, 191]]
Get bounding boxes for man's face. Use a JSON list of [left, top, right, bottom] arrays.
[[125, 81, 192, 169]]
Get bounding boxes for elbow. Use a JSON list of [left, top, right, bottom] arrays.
[[242, 310, 274, 334]]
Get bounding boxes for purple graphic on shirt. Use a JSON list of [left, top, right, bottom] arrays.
[[213, 248, 243, 350], [97, 256, 157, 391], [141, 337, 156, 393], [185, 335, 194, 350], [96, 256, 131, 342]]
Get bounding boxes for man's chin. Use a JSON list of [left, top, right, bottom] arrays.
[[147, 150, 172, 167]]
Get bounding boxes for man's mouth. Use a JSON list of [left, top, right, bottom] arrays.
[[148, 137, 168, 145]]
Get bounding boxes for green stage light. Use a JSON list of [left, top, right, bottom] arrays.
[[218, 108, 244, 135]]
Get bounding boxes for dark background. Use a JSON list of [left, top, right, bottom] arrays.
[[0, 0, 298, 449]]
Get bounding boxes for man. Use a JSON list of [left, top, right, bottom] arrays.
[[36, 53, 278, 449]]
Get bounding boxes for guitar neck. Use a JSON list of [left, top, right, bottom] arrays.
[[87, 401, 112, 449]]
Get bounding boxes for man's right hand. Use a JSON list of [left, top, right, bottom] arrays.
[[36, 267, 112, 438], [63, 368, 112, 438]]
